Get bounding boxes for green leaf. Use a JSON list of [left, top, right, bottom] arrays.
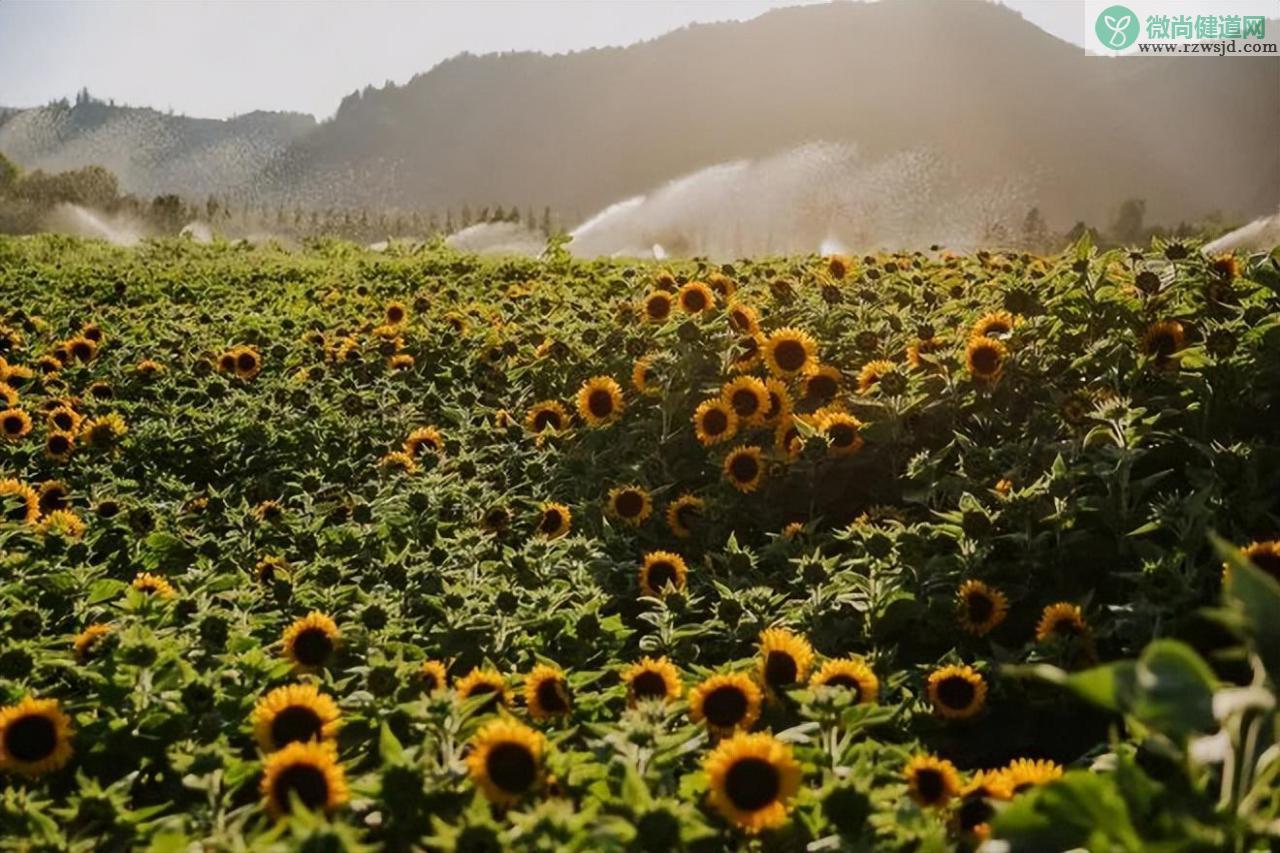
[[87, 578, 127, 604], [991, 770, 1143, 852], [620, 764, 652, 811], [1214, 532, 1280, 679], [1130, 640, 1216, 738], [378, 722, 404, 765]]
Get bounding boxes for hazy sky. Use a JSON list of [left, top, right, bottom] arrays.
[[0, 1, 1085, 120]]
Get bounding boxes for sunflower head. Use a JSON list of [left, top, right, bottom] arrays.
[[80, 413, 127, 450], [576, 376, 624, 427], [466, 719, 545, 805], [927, 665, 987, 720], [956, 580, 1009, 637], [631, 356, 659, 395], [726, 302, 759, 336], [384, 301, 408, 325], [282, 612, 340, 670], [380, 450, 417, 475], [420, 660, 448, 694], [704, 732, 802, 833], [965, 336, 1007, 382], [524, 664, 572, 720], [0, 479, 40, 525], [665, 494, 705, 539], [732, 334, 763, 372], [254, 556, 289, 584], [525, 401, 571, 435], [761, 379, 793, 424], [809, 658, 878, 704], [803, 365, 842, 403], [639, 550, 689, 597], [817, 411, 863, 457], [73, 623, 114, 663], [1034, 602, 1088, 643], [622, 657, 682, 705], [723, 445, 765, 494], [1240, 541, 1280, 584], [643, 291, 674, 323], [66, 335, 98, 363], [405, 426, 444, 457], [0, 697, 74, 777], [763, 328, 818, 378], [904, 754, 961, 808], [536, 502, 572, 539], [39, 509, 85, 539], [971, 310, 1016, 340], [690, 673, 763, 735], [1002, 758, 1063, 795], [251, 683, 341, 753], [0, 408, 32, 441], [678, 281, 715, 314], [607, 485, 652, 527], [131, 572, 176, 599], [1141, 320, 1186, 368], [826, 254, 852, 280], [693, 398, 739, 447], [721, 376, 770, 425], [231, 346, 262, 380], [261, 740, 348, 819], [455, 668, 509, 711], [758, 628, 814, 691]]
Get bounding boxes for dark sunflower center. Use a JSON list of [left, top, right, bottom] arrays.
[[764, 392, 781, 418], [1150, 332, 1176, 357], [914, 768, 945, 804], [729, 454, 759, 483], [631, 671, 668, 700], [807, 375, 837, 399], [764, 651, 797, 686], [702, 408, 729, 435], [823, 674, 862, 700], [2, 415, 22, 434], [387, 308, 404, 323], [72, 342, 92, 359], [272, 764, 330, 812], [970, 347, 1000, 375], [47, 435, 70, 454], [937, 676, 976, 709], [737, 338, 759, 360], [466, 682, 498, 699], [966, 593, 995, 624], [292, 629, 334, 667], [702, 686, 748, 728], [683, 290, 707, 311], [724, 757, 781, 812], [774, 340, 807, 372], [486, 742, 537, 794], [539, 509, 564, 534], [533, 409, 561, 431], [1248, 550, 1280, 581], [731, 390, 759, 417], [732, 310, 750, 329], [615, 491, 643, 518], [587, 389, 614, 418], [269, 705, 323, 748], [676, 504, 700, 531], [220, 356, 236, 371], [4, 714, 57, 762], [982, 322, 1011, 337], [535, 678, 570, 714], [958, 796, 994, 831], [4, 497, 30, 521], [1052, 617, 1082, 637], [828, 424, 856, 447], [646, 562, 678, 591], [647, 297, 671, 319], [236, 353, 257, 371], [52, 412, 75, 430]]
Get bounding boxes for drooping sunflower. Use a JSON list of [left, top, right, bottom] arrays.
[[955, 770, 1013, 839], [956, 580, 1009, 637], [689, 673, 763, 735], [1141, 320, 1186, 368], [927, 665, 987, 720], [809, 658, 879, 704], [678, 281, 715, 314], [420, 660, 448, 694], [817, 412, 863, 457], [282, 612, 340, 670], [251, 683, 341, 753], [639, 550, 689, 597], [0, 408, 31, 441], [721, 376, 770, 425], [576, 376, 624, 427], [1003, 758, 1063, 795], [757, 628, 814, 691], [536, 502, 572, 539], [904, 754, 961, 808], [404, 426, 444, 457], [37, 481, 70, 514], [693, 398, 739, 447], [726, 301, 760, 336], [802, 365, 842, 403], [1, 479, 40, 525], [606, 484, 652, 526], [666, 494, 705, 539], [1239, 540, 1280, 583], [39, 509, 85, 539], [466, 719, 545, 806], [762, 328, 818, 378], [965, 336, 1007, 382], [0, 697, 74, 777], [261, 740, 348, 819], [970, 310, 1016, 340], [131, 572, 177, 599], [524, 664, 572, 720], [1034, 602, 1088, 643], [642, 291, 674, 323], [856, 360, 896, 395], [525, 401, 571, 435], [73, 623, 113, 663], [455, 668, 510, 710], [723, 445, 765, 493], [622, 657, 683, 705], [704, 732, 802, 833], [761, 379, 793, 424], [254, 555, 289, 583], [379, 450, 417, 474]]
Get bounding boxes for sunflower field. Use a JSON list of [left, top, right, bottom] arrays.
[[0, 233, 1278, 852]]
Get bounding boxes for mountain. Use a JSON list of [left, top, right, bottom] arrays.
[[0, 99, 315, 200], [3, 0, 1277, 229]]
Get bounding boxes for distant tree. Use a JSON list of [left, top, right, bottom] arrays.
[[0, 152, 18, 195], [508, 207, 521, 224], [1021, 207, 1049, 251], [541, 206, 552, 236], [205, 195, 220, 221], [1110, 198, 1146, 245], [460, 205, 471, 228], [525, 206, 536, 231], [491, 205, 506, 223], [151, 194, 184, 233], [1065, 221, 1093, 243], [478, 206, 489, 223]]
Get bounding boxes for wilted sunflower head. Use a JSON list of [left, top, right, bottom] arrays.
[[757, 628, 814, 691], [282, 612, 340, 670], [693, 398, 739, 447], [689, 672, 762, 735], [251, 683, 341, 753], [704, 732, 802, 833], [904, 754, 961, 808], [576, 376, 624, 427], [524, 664, 572, 720], [607, 484, 652, 526], [665, 494, 705, 539], [466, 719, 545, 805], [723, 445, 765, 493], [0, 697, 75, 777], [956, 580, 1009, 637], [260, 740, 348, 819], [926, 664, 987, 720], [809, 658, 878, 704], [622, 656, 682, 705], [639, 550, 689, 597]]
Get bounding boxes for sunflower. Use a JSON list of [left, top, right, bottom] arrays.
[[131, 572, 177, 599], [707, 272, 737, 301], [758, 628, 814, 691], [965, 336, 1006, 382], [774, 417, 804, 460], [726, 302, 760, 336], [455, 668, 510, 710], [420, 660, 448, 694], [254, 555, 289, 583], [0, 382, 17, 407], [576, 376, 624, 427], [802, 365, 841, 403], [73, 623, 113, 663], [404, 426, 444, 457], [39, 509, 85, 539], [904, 754, 961, 808], [1002, 758, 1063, 795], [761, 379, 793, 424], [639, 550, 689, 597], [690, 673, 763, 735], [217, 351, 238, 373], [0, 697, 74, 777], [1240, 540, 1280, 583], [466, 719, 545, 806], [817, 412, 863, 457], [906, 336, 947, 371], [732, 334, 763, 372], [856, 360, 895, 395], [1034, 603, 1088, 643], [666, 494, 705, 539], [0, 408, 31, 441], [65, 335, 98, 363], [80, 322, 104, 343], [536, 502, 571, 539], [261, 741, 348, 819], [232, 346, 262, 380], [136, 358, 164, 378], [1141, 320, 1185, 368], [255, 499, 285, 523], [642, 291, 674, 323], [956, 580, 1009, 637], [384, 301, 408, 325], [38, 481, 69, 514], [704, 732, 802, 833], [282, 612, 340, 670], [251, 683, 341, 752], [970, 310, 1016, 340], [525, 401, 571, 434], [781, 521, 805, 540], [0, 479, 40, 525], [631, 357, 658, 395], [622, 657, 682, 705], [809, 658, 878, 704], [388, 353, 414, 370], [826, 254, 852, 280], [721, 376, 770, 425], [524, 664, 572, 720], [678, 281, 715, 314], [606, 484, 652, 526], [80, 413, 127, 449], [693, 398, 739, 447], [762, 328, 818, 378], [955, 770, 1013, 838], [927, 665, 987, 720], [723, 446, 765, 494], [379, 451, 417, 474]]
